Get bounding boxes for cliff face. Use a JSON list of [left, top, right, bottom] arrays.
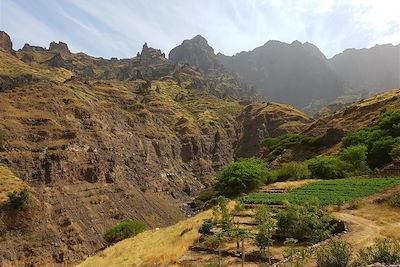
[[0, 34, 313, 266]]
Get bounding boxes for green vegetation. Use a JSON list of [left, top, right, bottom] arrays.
[[214, 158, 269, 197], [271, 161, 311, 181], [261, 133, 324, 162], [199, 219, 214, 235], [276, 201, 333, 243], [353, 238, 400, 266], [307, 156, 350, 180], [254, 206, 275, 261], [104, 219, 147, 244], [316, 241, 351, 267], [339, 145, 369, 175], [242, 178, 400, 205], [7, 188, 28, 211], [342, 109, 400, 168]]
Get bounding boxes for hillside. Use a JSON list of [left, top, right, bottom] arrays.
[[0, 32, 313, 266]]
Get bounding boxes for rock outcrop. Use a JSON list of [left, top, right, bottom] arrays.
[[49, 41, 70, 54], [0, 31, 15, 55], [169, 35, 222, 74]]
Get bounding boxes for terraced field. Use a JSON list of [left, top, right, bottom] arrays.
[[242, 178, 400, 205]]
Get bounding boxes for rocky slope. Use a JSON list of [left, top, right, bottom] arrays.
[[0, 33, 311, 266]]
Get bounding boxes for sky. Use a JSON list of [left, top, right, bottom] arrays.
[[1, 0, 400, 59]]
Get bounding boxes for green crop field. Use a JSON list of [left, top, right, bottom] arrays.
[[242, 178, 400, 205]]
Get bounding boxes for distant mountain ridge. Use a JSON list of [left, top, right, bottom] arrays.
[[168, 35, 399, 113]]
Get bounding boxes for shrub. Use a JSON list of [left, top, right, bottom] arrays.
[[276, 201, 333, 243], [391, 143, 400, 160], [316, 241, 351, 267], [307, 156, 350, 179], [104, 219, 147, 244], [199, 219, 214, 235], [353, 238, 400, 266], [214, 158, 270, 197], [7, 188, 29, 211], [340, 145, 369, 175], [273, 161, 311, 181]]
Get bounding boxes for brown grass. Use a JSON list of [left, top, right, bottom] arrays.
[[0, 164, 25, 204], [77, 209, 213, 267]]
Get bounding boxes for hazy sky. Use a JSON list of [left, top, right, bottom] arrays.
[[1, 0, 399, 59]]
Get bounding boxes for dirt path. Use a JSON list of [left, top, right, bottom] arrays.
[[333, 210, 384, 251]]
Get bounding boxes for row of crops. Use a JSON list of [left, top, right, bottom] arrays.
[[241, 178, 400, 205]]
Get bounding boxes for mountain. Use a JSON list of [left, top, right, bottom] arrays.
[[329, 44, 400, 93], [217, 40, 346, 111], [0, 32, 311, 266], [169, 34, 223, 74]]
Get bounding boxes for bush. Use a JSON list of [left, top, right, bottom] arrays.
[[214, 158, 270, 197], [104, 220, 147, 244], [316, 241, 351, 267], [385, 193, 400, 208], [273, 161, 311, 181], [199, 219, 214, 235], [353, 238, 400, 266], [307, 156, 350, 179], [7, 188, 28, 211], [276, 201, 333, 243], [340, 145, 369, 175]]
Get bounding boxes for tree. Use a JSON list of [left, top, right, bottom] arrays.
[[368, 136, 395, 168], [233, 201, 244, 251], [199, 219, 214, 235], [307, 156, 349, 179], [340, 145, 369, 174], [254, 206, 275, 263], [214, 158, 269, 197]]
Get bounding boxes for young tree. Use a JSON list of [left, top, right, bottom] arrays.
[[254, 206, 275, 264], [214, 158, 270, 197]]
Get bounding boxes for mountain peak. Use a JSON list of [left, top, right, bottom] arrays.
[[49, 41, 70, 53], [169, 35, 221, 73]]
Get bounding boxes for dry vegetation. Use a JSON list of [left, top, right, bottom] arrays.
[[0, 164, 25, 204]]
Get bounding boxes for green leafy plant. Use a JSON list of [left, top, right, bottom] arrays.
[[273, 161, 311, 181], [214, 158, 269, 197], [340, 145, 369, 175], [199, 219, 214, 235], [104, 219, 147, 244], [276, 201, 333, 243], [316, 240, 351, 267], [307, 156, 350, 179]]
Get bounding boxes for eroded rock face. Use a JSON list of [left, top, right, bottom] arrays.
[[0, 31, 15, 55], [236, 102, 313, 157], [169, 35, 223, 74], [49, 41, 70, 54]]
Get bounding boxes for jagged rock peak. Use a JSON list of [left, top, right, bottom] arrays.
[[49, 41, 70, 53], [139, 42, 166, 65], [169, 34, 222, 74], [0, 31, 16, 55]]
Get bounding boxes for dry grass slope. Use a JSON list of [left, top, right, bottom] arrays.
[[0, 164, 25, 204]]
